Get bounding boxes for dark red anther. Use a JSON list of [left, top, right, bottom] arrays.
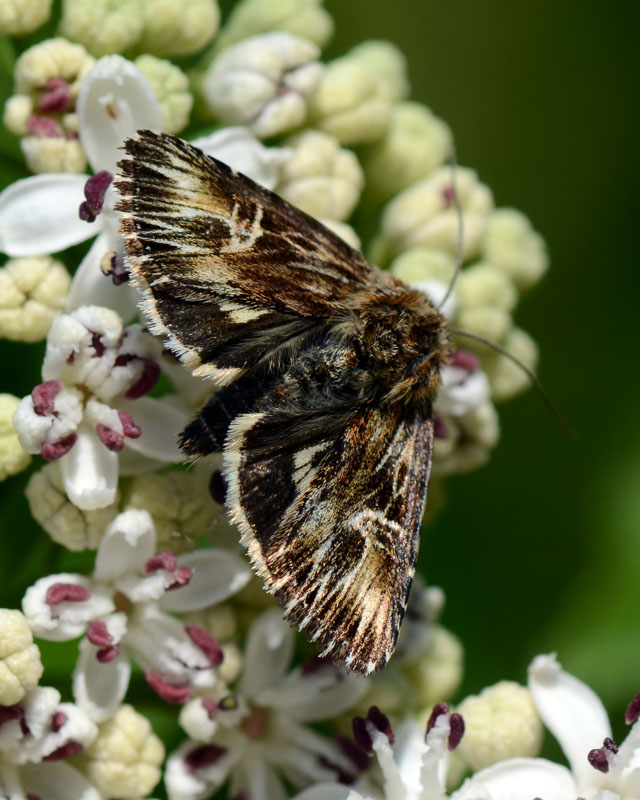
[[118, 409, 141, 438], [32, 380, 62, 416], [626, 691, 640, 725], [0, 704, 24, 726], [448, 712, 465, 750], [79, 171, 113, 222], [43, 740, 84, 761], [124, 358, 161, 399], [352, 715, 373, 756], [144, 669, 191, 704], [41, 433, 77, 461], [45, 582, 90, 605], [184, 743, 227, 771], [367, 706, 394, 744], [209, 470, 227, 505], [95, 424, 125, 452], [50, 711, 67, 732], [336, 735, 370, 772], [97, 645, 120, 663], [185, 625, 224, 666], [144, 551, 177, 573], [87, 619, 113, 647], [427, 702, 450, 735], [90, 332, 105, 357], [38, 78, 73, 113], [166, 567, 193, 590]]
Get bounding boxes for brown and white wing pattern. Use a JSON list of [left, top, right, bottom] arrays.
[[116, 130, 376, 385], [224, 401, 434, 674]]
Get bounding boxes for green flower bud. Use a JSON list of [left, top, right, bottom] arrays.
[[135, 55, 192, 134], [348, 40, 409, 102], [214, 0, 333, 52], [361, 102, 452, 201], [59, 0, 145, 57], [0, 0, 53, 35], [277, 130, 363, 221], [136, 0, 220, 58], [390, 246, 456, 286], [483, 207, 548, 290], [481, 326, 539, 401], [455, 262, 518, 313]]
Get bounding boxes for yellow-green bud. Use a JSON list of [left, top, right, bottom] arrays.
[[455, 262, 518, 313], [0, 395, 32, 481], [456, 681, 543, 770], [403, 626, 464, 708], [277, 130, 363, 221], [0, 0, 53, 36], [483, 208, 548, 290], [0, 256, 70, 342], [135, 55, 192, 134], [59, 0, 145, 57], [482, 326, 539, 401], [348, 40, 409, 102], [390, 246, 456, 287], [137, 0, 220, 58], [361, 102, 453, 201], [455, 306, 513, 344], [25, 462, 119, 550], [0, 609, 43, 705], [214, 0, 333, 53]]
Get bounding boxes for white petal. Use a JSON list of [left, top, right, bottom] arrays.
[[452, 757, 577, 800], [292, 786, 355, 800], [66, 230, 138, 318], [260, 671, 368, 723], [73, 636, 131, 722], [165, 740, 238, 800], [239, 609, 293, 700], [21, 761, 102, 800], [160, 548, 252, 613], [60, 427, 119, 510], [234, 756, 288, 800], [0, 174, 91, 256], [528, 654, 611, 784], [120, 396, 186, 462], [191, 127, 291, 190], [436, 368, 490, 416], [77, 55, 162, 174], [94, 509, 156, 580]]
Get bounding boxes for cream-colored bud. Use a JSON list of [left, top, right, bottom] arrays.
[[21, 136, 87, 174], [379, 167, 494, 264], [455, 263, 518, 313], [457, 681, 543, 771], [348, 40, 409, 102], [218, 641, 243, 684], [309, 56, 392, 145], [390, 246, 456, 287], [203, 32, 322, 139], [455, 306, 513, 344], [3, 95, 33, 136], [0, 395, 32, 481], [0, 609, 43, 705], [15, 37, 95, 94], [81, 705, 164, 799], [0, 256, 70, 342], [361, 102, 453, 200], [135, 55, 193, 134], [277, 130, 363, 221], [0, 0, 53, 35], [402, 626, 464, 707], [319, 219, 361, 250], [214, 0, 333, 52], [482, 326, 539, 401], [484, 208, 548, 290], [26, 462, 119, 550], [123, 471, 215, 553], [137, 0, 220, 58], [59, 1, 144, 58]]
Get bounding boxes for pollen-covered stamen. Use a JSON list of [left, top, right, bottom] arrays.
[[115, 355, 161, 399], [625, 691, 640, 724], [45, 582, 91, 605], [588, 737, 619, 773], [118, 409, 142, 438], [144, 669, 191, 704], [27, 115, 63, 137], [185, 625, 223, 666], [79, 171, 113, 223], [99, 250, 130, 286], [38, 78, 73, 113], [42, 740, 85, 761], [209, 470, 227, 505], [41, 432, 78, 461], [184, 743, 228, 771], [50, 711, 68, 732], [95, 423, 125, 452], [32, 380, 62, 416]]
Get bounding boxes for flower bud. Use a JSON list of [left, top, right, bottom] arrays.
[[0, 609, 43, 705], [135, 55, 193, 134], [277, 130, 363, 221], [481, 326, 539, 401], [137, 0, 220, 58], [0, 394, 32, 481], [59, 0, 145, 57], [203, 32, 322, 139], [403, 626, 464, 708], [483, 207, 548, 290], [390, 246, 456, 287], [0, 0, 53, 35], [348, 40, 409, 102]]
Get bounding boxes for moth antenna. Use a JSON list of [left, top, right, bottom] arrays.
[[438, 146, 464, 311], [450, 328, 576, 438]]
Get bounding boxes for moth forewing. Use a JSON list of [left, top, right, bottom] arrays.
[[116, 130, 450, 673]]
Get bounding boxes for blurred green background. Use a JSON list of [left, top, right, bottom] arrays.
[[1, 0, 638, 749]]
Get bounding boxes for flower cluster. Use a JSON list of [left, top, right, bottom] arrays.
[[1, 3, 620, 800]]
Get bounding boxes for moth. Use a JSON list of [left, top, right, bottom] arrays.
[[116, 131, 452, 674]]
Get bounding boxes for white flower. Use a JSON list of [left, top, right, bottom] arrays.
[[22, 509, 252, 721], [0, 55, 290, 321], [13, 305, 186, 509], [293, 704, 465, 800], [453, 654, 640, 800], [166, 608, 369, 800]]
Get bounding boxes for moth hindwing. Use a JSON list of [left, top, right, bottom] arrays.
[[116, 130, 451, 673]]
